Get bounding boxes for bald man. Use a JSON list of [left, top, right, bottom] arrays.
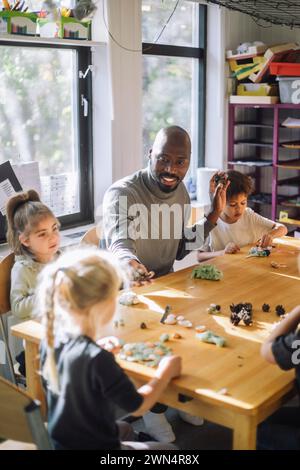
[[103, 126, 228, 278], [103, 126, 228, 442]]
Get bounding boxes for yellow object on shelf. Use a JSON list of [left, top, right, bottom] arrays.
[[228, 56, 265, 80], [237, 83, 278, 97], [278, 217, 300, 226], [279, 211, 289, 220]]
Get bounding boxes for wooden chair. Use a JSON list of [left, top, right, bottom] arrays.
[[80, 226, 100, 246], [0, 253, 17, 385], [0, 377, 53, 450]]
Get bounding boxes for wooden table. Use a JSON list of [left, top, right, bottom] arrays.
[[11, 237, 300, 449]]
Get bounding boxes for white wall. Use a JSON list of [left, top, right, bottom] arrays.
[[91, 0, 143, 215], [205, 6, 259, 170]]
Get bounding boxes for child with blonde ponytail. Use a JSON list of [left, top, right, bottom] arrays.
[[37, 247, 181, 450], [6, 189, 60, 374]]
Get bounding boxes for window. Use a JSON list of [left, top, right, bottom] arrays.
[[142, 0, 206, 180], [0, 41, 93, 242]]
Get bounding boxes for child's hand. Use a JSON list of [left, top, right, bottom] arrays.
[[156, 355, 182, 381], [97, 336, 122, 354], [288, 305, 300, 319], [224, 242, 240, 254], [258, 233, 273, 248]]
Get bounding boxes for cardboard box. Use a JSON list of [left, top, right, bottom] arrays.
[[249, 43, 300, 83], [229, 95, 279, 104], [37, 17, 91, 40], [0, 11, 37, 36], [226, 44, 268, 60], [237, 83, 278, 96]]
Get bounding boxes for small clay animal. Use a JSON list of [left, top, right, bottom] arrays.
[[275, 305, 285, 317], [230, 303, 253, 326], [119, 291, 140, 306], [196, 330, 226, 347], [247, 247, 271, 258], [160, 305, 172, 324], [207, 303, 221, 314], [172, 333, 182, 339], [191, 265, 223, 280], [262, 303, 270, 312]]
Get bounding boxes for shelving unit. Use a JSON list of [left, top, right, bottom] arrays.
[[228, 103, 300, 234]]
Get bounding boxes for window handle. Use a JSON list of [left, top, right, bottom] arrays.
[[81, 94, 88, 117], [79, 65, 93, 79]]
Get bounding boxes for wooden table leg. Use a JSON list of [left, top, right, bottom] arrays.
[[24, 340, 46, 418], [233, 415, 257, 450]]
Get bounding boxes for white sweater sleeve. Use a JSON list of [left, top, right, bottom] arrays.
[[10, 264, 36, 320], [247, 208, 276, 240]]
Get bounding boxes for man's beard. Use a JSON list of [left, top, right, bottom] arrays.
[[156, 172, 181, 193]]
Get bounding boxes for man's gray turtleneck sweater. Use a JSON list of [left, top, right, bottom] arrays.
[[103, 166, 215, 277]]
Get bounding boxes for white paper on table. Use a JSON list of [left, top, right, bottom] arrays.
[[0, 179, 16, 216], [12, 161, 42, 196]]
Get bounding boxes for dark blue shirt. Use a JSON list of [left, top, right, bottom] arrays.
[[40, 335, 143, 450], [272, 327, 300, 392]]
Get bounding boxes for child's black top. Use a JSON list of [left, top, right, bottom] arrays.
[[40, 335, 143, 450], [272, 327, 300, 393]]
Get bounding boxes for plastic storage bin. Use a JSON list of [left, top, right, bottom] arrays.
[[277, 76, 300, 103], [270, 62, 300, 76]]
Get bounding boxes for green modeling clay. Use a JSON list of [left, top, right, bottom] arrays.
[[191, 264, 223, 281], [196, 330, 226, 347]]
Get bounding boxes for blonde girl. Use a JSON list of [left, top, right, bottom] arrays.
[[37, 247, 181, 450]]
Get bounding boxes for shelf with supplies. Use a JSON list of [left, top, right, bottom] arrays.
[[0, 33, 104, 48], [227, 159, 273, 167], [228, 103, 300, 234], [278, 217, 300, 227], [234, 140, 273, 148]]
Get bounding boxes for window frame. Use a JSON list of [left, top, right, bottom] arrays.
[[142, 4, 207, 167], [0, 40, 94, 243]]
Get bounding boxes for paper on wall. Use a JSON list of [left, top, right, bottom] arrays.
[[0, 179, 16, 216], [12, 161, 42, 196]]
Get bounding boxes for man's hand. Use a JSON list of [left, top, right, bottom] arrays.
[[224, 242, 240, 254], [128, 260, 155, 286]]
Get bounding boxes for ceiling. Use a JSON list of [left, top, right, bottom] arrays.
[[190, 0, 300, 28]]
